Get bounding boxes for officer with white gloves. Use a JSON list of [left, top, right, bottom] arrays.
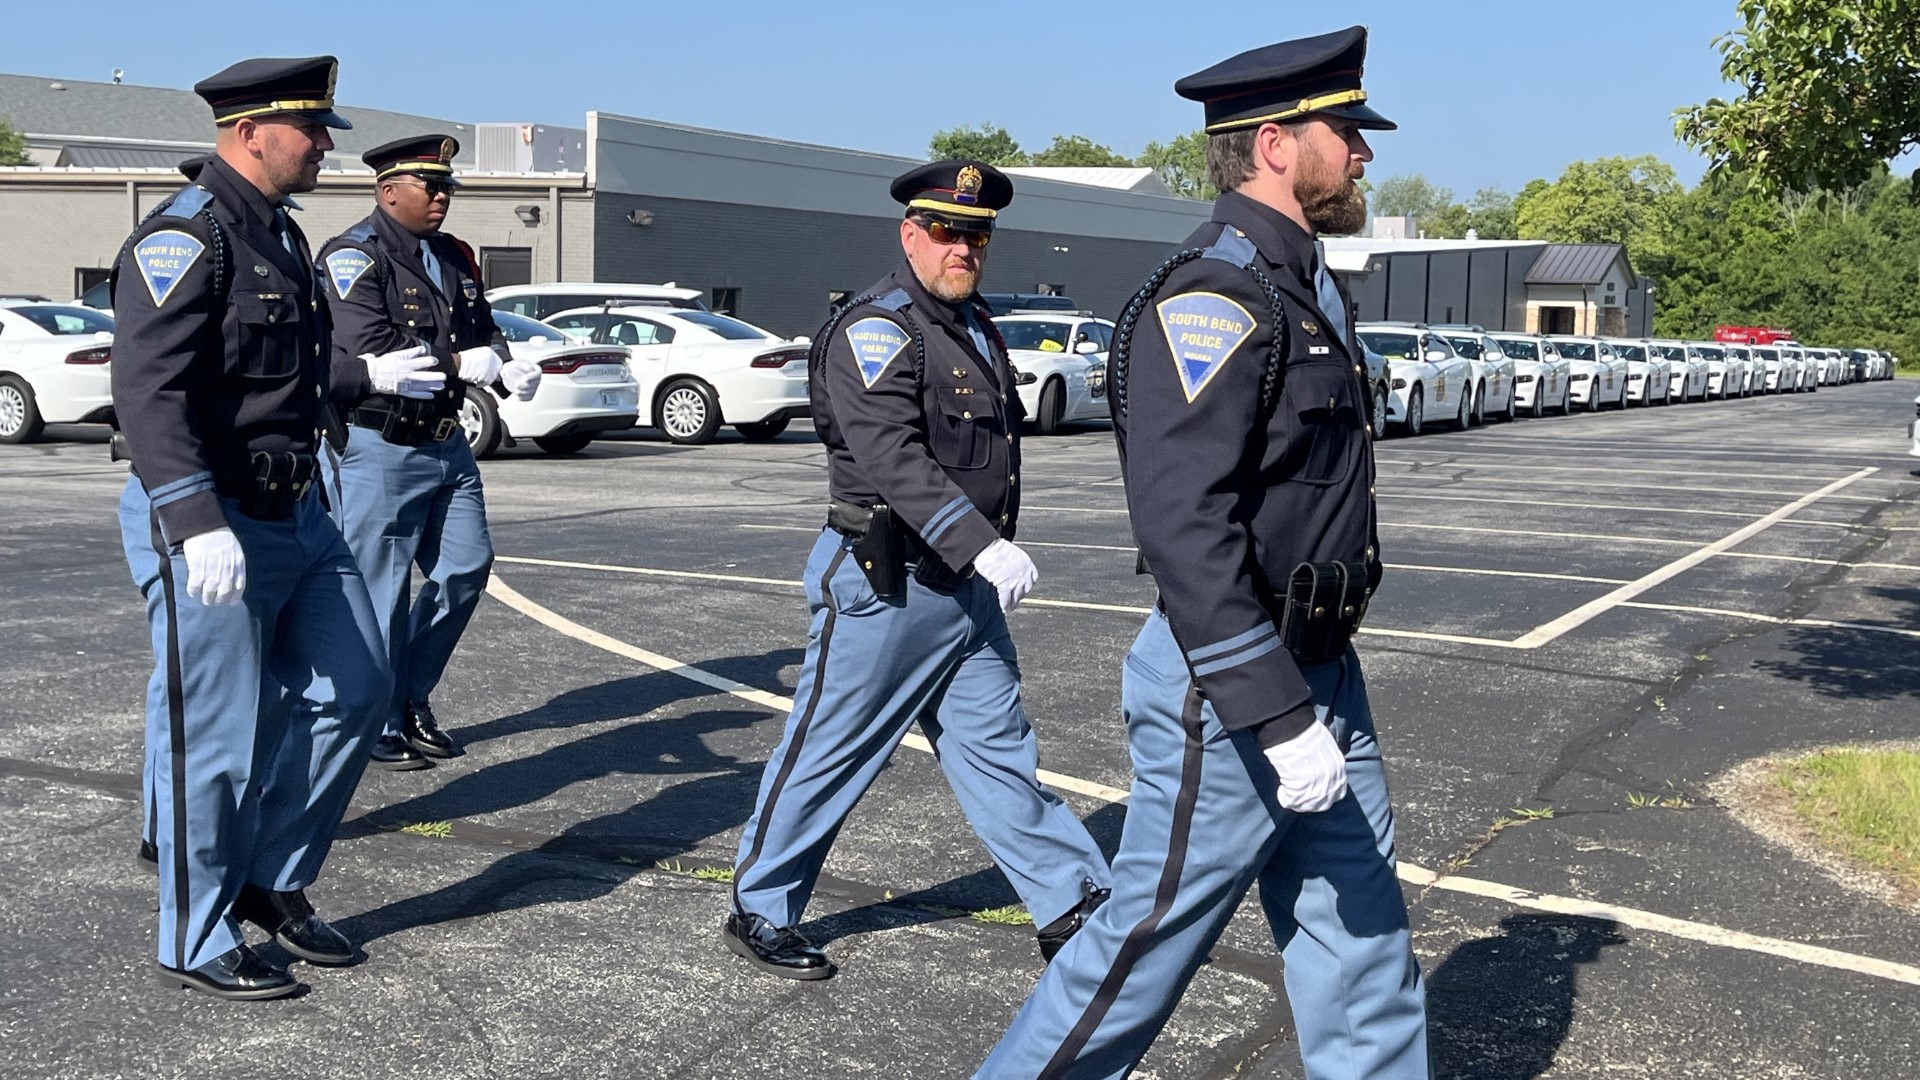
[[724, 160, 1112, 983], [317, 134, 536, 772]]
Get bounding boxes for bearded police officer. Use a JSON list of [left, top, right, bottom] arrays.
[[724, 161, 1112, 980], [318, 136, 541, 771], [975, 29, 1431, 1078], [113, 56, 409, 999]]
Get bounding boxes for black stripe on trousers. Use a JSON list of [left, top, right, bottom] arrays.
[[731, 545, 848, 914], [151, 515, 191, 970], [1038, 686, 1209, 1079]]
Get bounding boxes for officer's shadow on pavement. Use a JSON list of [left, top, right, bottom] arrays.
[[1426, 913, 1627, 1080], [1756, 583, 1920, 704]]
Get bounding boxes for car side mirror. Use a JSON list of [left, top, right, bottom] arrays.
[[1424, 349, 1450, 363], [1074, 340, 1101, 355]]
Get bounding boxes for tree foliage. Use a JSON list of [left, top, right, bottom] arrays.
[[1514, 156, 1682, 259], [1138, 132, 1212, 199], [0, 117, 30, 167], [928, 123, 1028, 166], [1026, 134, 1133, 168], [1371, 174, 1455, 221], [1676, 0, 1920, 193]]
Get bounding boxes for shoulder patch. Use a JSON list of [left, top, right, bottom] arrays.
[[1157, 292, 1256, 402], [844, 316, 910, 388], [325, 248, 375, 299], [132, 230, 207, 308]]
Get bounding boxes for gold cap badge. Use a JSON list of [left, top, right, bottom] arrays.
[[955, 165, 983, 205]]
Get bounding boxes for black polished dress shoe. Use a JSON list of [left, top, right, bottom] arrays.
[[403, 701, 459, 758], [370, 733, 431, 771], [722, 912, 834, 980], [235, 884, 358, 966], [1037, 880, 1112, 964], [137, 838, 158, 875], [158, 943, 300, 1000]]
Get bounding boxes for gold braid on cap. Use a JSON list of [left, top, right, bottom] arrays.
[[213, 99, 335, 125], [1204, 89, 1369, 133]]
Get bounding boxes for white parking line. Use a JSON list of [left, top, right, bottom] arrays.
[[1509, 469, 1878, 649], [486, 574, 1920, 989], [1380, 490, 1865, 527], [1616, 601, 1920, 640], [1382, 522, 1703, 547], [1376, 469, 1894, 504]]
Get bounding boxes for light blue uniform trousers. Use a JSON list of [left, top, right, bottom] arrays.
[[975, 611, 1430, 1080], [331, 425, 494, 738], [732, 528, 1111, 931], [120, 479, 388, 971]]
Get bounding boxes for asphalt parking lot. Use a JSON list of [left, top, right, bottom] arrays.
[[3, 381, 1918, 1079]]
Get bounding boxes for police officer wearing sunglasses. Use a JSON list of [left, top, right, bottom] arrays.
[[724, 160, 1112, 980], [111, 56, 400, 1000], [317, 136, 543, 771], [975, 28, 1431, 1079]]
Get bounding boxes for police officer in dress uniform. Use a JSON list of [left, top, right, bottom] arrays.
[[723, 161, 1113, 979], [317, 136, 542, 771], [975, 29, 1431, 1078], [113, 56, 413, 999]]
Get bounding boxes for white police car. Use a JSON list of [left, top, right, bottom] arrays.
[[1435, 327, 1517, 424], [1356, 323, 1474, 436], [1546, 336, 1629, 411], [0, 302, 116, 443], [1487, 332, 1572, 417], [1910, 394, 1920, 459], [459, 310, 640, 458], [1603, 340, 1673, 406], [991, 312, 1112, 434]]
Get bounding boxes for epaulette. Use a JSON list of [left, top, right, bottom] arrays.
[[342, 222, 378, 244], [1200, 228, 1258, 267], [157, 186, 216, 220], [871, 288, 911, 312]]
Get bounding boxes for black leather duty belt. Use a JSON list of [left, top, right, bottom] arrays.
[[352, 405, 460, 447]]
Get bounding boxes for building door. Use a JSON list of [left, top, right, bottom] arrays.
[[1540, 306, 1576, 335], [480, 247, 533, 288]]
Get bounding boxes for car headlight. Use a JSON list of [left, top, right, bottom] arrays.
[[1515, 373, 1534, 383], [1391, 378, 1407, 390], [1570, 373, 1590, 381]]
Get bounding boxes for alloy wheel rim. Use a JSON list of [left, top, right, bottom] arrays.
[[664, 388, 706, 438], [0, 386, 23, 436]]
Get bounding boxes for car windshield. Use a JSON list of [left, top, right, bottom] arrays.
[[1613, 345, 1646, 361], [1442, 336, 1482, 358], [490, 310, 565, 343], [671, 311, 776, 340], [1494, 338, 1538, 360], [1556, 342, 1596, 360], [995, 320, 1074, 352], [12, 305, 114, 334], [1692, 346, 1724, 360], [1356, 331, 1419, 359], [1652, 345, 1684, 361]]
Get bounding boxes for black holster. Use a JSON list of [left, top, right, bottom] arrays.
[[828, 500, 906, 601], [234, 451, 317, 520], [1278, 560, 1371, 663]]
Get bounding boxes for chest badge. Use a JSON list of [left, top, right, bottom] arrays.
[[462, 281, 478, 300], [253, 265, 270, 278], [1301, 319, 1320, 337], [131, 230, 206, 308], [1155, 291, 1256, 402], [845, 317, 910, 389], [324, 248, 374, 299]]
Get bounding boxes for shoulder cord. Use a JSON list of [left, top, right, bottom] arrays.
[[811, 293, 927, 387], [1110, 248, 1287, 420], [108, 197, 228, 307]]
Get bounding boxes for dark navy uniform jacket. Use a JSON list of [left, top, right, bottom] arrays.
[[317, 207, 503, 415], [812, 262, 1027, 573], [1116, 190, 1381, 745], [110, 155, 332, 546]]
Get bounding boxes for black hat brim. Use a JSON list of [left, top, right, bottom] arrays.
[[310, 109, 353, 131], [910, 209, 994, 234], [1321, 100, 1396, 131], [380, 167, 461, 188]]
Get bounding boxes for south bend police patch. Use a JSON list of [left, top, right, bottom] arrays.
[[1157, 292, 1255, 402], [844, 317, 909, 389], [132, 230, 206, 308], [325, 249, 375, 299]]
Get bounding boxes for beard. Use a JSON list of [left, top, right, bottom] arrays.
[[926, 265, 981, 303], [1296, 151, 1367, 236]]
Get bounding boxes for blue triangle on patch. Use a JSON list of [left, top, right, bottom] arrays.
[[132, 230, 206, 308], [844, 317, 910, 388], [326, 248, 375, 299], [1156, 292, 1256, 401]]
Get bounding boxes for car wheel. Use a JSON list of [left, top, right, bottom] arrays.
[[1372, 383, 1389, 439], [657, 379, 722, 444], [458, 392, 503, 459], [1452, 385, 1472, 430], [1469, 383, 1486, 426], [0, 375, 43, 444], [1404, 385, 1424, 436], [533, 433, 594, 455], [1502, 389, 1517, 422], [1034, 377, 1066, 436], [734, 418, 791, 441], [1530, 390, 1544, 419]]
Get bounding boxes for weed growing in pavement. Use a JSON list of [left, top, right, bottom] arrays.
[[1772, 748, 1920, 893], [970, 905, 1034, 926], [1511, 806, 1557, 820], [396, 821, 453, 838], [654, 858, 735, 882]]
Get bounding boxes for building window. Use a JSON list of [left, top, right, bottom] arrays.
[[1036, 283, 1065, 296], [74, 268, 111, 307], [712, 286, 740, 316], [480, 247, 533, 288]]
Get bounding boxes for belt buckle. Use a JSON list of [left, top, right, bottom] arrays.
[[433, 417, 458, 441]]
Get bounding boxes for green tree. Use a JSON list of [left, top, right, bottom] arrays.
[[927, 123, 1027, 166], [1026, 134, 1133, 168], [0, 117, 30, 166], [1466, 187, 1518, 239], [1514, 156, 1682, 256], [1138, 132, 1212, 200], [1370, 174, 1454, 221], [1420, 203, 1473, 239], [1676, 0, 1920, 194]]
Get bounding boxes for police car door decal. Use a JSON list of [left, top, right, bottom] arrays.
[[1156, 292, 1255, 402], [845, 317, 910, 389], [133, 231, 207, 308], [325, 249, 375, 300]]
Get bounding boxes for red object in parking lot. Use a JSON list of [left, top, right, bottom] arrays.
[[63, 346, 112, 364], [1714, 326, 1794, 345]]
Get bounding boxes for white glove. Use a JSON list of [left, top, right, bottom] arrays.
[[972, 538, 1038, 612], [363, 345, 442, 400], [457, 345, 504, 386], [1264, 721, 1348, 813], [182, 527, 246, 607], [500, 357, 543, 401]]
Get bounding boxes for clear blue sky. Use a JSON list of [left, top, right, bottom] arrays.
[[1, 0, 1775, 197]]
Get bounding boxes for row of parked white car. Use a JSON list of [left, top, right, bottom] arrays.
[[1350, 322, 1901, 438]]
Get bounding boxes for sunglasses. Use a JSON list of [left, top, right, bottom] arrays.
[[392, 176, 457, 198], [917, 217, 991, 249]]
